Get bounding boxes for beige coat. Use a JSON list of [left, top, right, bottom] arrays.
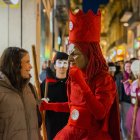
[[0, 71, 40, 140]]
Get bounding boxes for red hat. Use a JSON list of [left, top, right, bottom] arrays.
[[69, 10, 101, 43]]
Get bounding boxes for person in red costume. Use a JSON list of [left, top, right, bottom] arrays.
[[40, 9, 120, 140]]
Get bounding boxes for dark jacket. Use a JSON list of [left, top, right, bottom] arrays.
[[115, 72, 131, 103]]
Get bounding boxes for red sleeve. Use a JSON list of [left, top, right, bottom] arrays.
[[40, 101, 70, 112], [69, 67, 116, 120], [84, 74, 116, 120]]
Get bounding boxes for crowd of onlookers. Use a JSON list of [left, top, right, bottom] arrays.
[[108, 57, 140, 140]]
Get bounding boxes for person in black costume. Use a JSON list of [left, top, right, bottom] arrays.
[[40, 51, 69, 140]]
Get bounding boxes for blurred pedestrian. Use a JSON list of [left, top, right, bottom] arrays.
[[123, 60, 140, 139], [108, 62, 116, 79], [39, 60, 48, 82], [116, 60, 135, 140], [116, 60, 124, 72]]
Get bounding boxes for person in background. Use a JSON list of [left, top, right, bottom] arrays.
[[116, 60, 124, 72], [137, 49, 140, 60], [0, 47, 41, 140], [40, 9, 120, 140], [116, 60, 135, 140], [123, 60, 140, 139], [39, 60, 50, 83], [114, 62, 121, 77], [130, 57, 138, 63], [108, 62, 116, 79], [40, 51, 69, 140]]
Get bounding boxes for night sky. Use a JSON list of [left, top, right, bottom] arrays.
[[82, 0, 109, 13]]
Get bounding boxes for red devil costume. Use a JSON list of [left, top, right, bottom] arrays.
[[40, 9, 120, 140]]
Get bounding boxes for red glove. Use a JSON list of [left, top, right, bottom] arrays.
[[69, 66, 89, 92], [39, 100, 48, 111], [39, 99, 70, 112], [69, 66, 84, 81]]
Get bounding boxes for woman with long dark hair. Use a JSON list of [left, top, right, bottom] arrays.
[[0, 47, 40, 140]]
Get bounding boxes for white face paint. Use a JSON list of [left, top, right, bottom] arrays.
[[68, 43, 88, 69], [109, 66, 116, 72], [55, 60, 68, 68], [67, 43, 75, 55]]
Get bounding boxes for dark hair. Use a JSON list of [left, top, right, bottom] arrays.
[[130, 57, 138, 63], [108, 62, 115, 67], [0, 47, 28, 91], [124, 60, 131, 68], [53, 51, 68, 64], [123, 60, 135, 81]]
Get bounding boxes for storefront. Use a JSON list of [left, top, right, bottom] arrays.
[[107, 44, 126, 62], [0, 0, 38, 83]]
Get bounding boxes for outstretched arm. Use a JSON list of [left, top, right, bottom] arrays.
[[40, 101, 70, 113]]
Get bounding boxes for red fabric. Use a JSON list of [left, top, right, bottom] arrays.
[[46, 78, 57, 83], [69, 10, 101, 42], [69, 66, 112, 120], [108, 95, 120, 140], [68, 106, 92, 129], [53, 67, 120, 140], [40, 66, 120, 140], [53, 7, 120, 139], [40, 101, 69, 112], [54, 125, 112, 140]]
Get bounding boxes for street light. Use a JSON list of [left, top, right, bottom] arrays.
[[3, 0, 19, 5], [123, 22, 129, 27]]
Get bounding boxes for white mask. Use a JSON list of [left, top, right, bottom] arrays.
[[56, 60, 68, 68], [109, 66, 116, 72]]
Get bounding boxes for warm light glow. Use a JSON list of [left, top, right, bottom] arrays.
[[130, 54, 134, 58], [123, 23, 129, 27], [101, 40, 107, 46], [117, 49, 123, 55], [43, 9, 46, 13], [116, 44, 126, 56]]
